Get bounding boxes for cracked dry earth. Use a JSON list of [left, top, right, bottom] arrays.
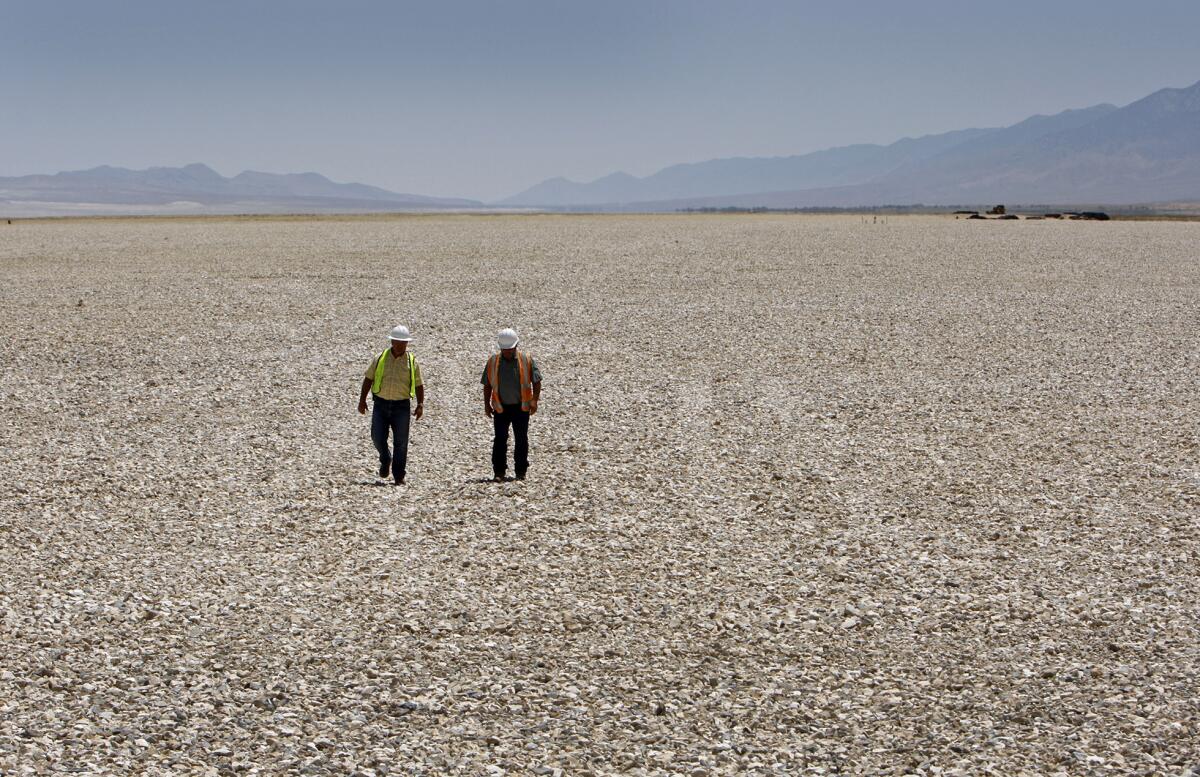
[[1, 214, 1198, 776]]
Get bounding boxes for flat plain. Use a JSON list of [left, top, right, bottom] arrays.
[[1, 214, 1197, 775]]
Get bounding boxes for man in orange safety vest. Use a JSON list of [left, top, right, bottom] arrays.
[[481, 328, 542, 482]]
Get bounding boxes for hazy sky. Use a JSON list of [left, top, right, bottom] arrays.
[[4, 0, 1198, 201]]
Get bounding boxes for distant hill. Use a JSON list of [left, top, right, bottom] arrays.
[[499, 127, 998, 206], [0, 164, 482, 216], [500, 79, 1200, 209]]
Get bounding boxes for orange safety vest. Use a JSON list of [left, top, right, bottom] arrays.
[[487, 351, 535, 412]]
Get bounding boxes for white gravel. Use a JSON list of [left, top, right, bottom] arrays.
[[1, 214, 1198, 775]]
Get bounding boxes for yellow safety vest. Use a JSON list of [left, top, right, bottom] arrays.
[[373, 349, 417, 399], [486, 351, 534, 412]]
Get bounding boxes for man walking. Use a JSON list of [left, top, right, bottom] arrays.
[[359, 325, 425, 485], [482, 328, 542, 482]]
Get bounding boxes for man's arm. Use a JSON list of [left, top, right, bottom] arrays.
[[358, 378, 372, 414], [483, 384, 495, 418], [530, 381, 541, 414], [411, 360, 426, 419]]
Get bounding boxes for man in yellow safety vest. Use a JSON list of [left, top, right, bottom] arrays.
[[482, 328, 542, 482], [358, 324, 425, 485]]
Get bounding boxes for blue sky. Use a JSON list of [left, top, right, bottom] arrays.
[[3, 0, 1198, 200]]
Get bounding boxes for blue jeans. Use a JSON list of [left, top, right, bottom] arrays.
[[371, 397, 411, 481]]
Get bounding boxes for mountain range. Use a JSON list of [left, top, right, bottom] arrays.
[[3, 78, 1198, 215], [0, 164, 480, 216], [500, 79, 1200, 209]]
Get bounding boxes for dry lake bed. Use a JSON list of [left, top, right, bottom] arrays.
[[1, 214, 1197, 775]]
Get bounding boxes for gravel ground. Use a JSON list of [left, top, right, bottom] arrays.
[[1, 214, 1197, 775]]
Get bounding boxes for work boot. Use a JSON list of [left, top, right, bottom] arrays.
[[492, 475, 505, 483], [515, 471, 527, 481], [379, 461, 390, 479], [394, 477, 405, 486]]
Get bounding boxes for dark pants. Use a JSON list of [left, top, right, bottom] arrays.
[[492, 403, 530, 478], [371, 397, 411, 481]]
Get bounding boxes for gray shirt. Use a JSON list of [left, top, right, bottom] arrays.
[[482, 353, 542, 405]]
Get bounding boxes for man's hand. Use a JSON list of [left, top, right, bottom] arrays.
[[528, 401, 538, 416], [485, 404, 495, 418], [414, 403, 424, 420], [358, 399, 368, 415]]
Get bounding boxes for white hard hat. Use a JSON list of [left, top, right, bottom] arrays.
[[497, 328, 519, 349], [389, 324, 412, 342]]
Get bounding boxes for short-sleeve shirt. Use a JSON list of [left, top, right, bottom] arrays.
[[481, 353, 542, 405], [366, 350, 423, 401]]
